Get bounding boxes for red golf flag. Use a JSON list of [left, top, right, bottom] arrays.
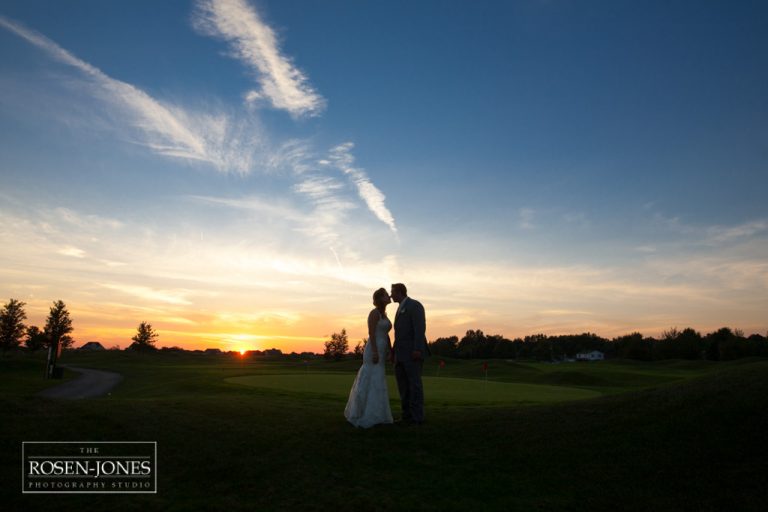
[[439, 360, 445, 369], [482, 361, 488, 372]]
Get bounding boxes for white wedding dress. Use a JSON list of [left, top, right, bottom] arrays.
[[344, 313, 394, 428]]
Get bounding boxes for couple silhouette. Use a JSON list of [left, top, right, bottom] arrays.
[[344, 283, 429, 428]]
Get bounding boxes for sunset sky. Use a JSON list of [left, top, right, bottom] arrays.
[[1, 0, 766, 353]]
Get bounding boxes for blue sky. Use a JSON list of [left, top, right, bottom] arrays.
[[1, 0, 766, 351]]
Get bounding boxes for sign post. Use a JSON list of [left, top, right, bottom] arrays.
[[45, 338, 62, 379]]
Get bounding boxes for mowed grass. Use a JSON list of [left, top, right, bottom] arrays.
[[227, 373, 602, 404], [0, 357, 76, 399], [1, 352, 767, 512]]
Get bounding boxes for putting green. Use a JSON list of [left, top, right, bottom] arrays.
[[227, 373, 602, 405]]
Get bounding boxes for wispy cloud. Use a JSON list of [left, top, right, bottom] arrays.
[[518, 208, 535, 229], [562, 211, 589, 228], [99, 283, 193, 306], [214, 311, 302, 327], [292, 175, 358, 246], [57, 246, 86, 258], [0, 15, 266, 174], [0, 8, 405, 347], [53, 207, 124, 231], [0, 12, 397, 240], [192, 0, 325, 117], [326, 143, 398, 233], [188, 194, 307, 223], [651, 209, 768, 247], [268, 139, 316, 174], [2, 199, 766, 348], [236, 138, 398, 249], [706, 220, 768, 244]]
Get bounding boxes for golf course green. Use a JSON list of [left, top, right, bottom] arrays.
[[227, 373, 603, 404]]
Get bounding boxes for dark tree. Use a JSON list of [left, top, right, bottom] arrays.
[[25, 325, 48, 352], [746, 333, 768, 357], [323, 329, 349, 361], [491, 337, 517, 359], [44, 300, 73, 350], [430, 336, 459, 357], [675, 327, 704, 359], [128, 321, 159, 351], [655, 327, 681, 360], [353, 338, 366, 358], [705, 327, 735, 361], [531, 337, 554, 361], [613, 332, 651, 360], [0, 298, 27, 354], [457, 329, 487, 359]]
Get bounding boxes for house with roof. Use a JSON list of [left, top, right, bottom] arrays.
[[576, 350, 604, 361], [79, 341, 105, 351]]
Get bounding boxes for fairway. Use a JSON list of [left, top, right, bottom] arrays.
[[3, 354, 767, 511], [227, 373, 603, 405]]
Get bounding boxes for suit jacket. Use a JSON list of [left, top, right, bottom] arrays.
[[393, 297, 430, 361]]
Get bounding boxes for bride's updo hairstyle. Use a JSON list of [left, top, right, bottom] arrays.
[[372, 287, 389, 306]]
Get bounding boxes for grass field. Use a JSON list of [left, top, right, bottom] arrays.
[[1, 352, 767, 511], [227, 373, 603, 404]]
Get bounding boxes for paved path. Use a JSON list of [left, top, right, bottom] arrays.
[[37, 366, 123, 399]]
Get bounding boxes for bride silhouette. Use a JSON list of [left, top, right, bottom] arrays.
[[344, 288, 394, 428]]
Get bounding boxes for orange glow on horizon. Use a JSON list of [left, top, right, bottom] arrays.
[[13, 290, 768, 355]]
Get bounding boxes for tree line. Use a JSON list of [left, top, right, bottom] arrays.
[[0, 299, 73, 354], [429, 327, 768, 361], [0, 298, 160, 354], [322, 326, 768, 362], [5, 297, 766, 362]]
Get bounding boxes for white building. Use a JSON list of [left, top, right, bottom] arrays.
[[576, 350, 604, 361]]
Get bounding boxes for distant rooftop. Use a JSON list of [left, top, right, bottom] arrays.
[[79, 341, 105, 351]]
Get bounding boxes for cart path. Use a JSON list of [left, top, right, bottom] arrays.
[[37, 366, 123, 399]]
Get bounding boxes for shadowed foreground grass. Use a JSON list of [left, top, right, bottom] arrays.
[[1, 352, 767, 511]]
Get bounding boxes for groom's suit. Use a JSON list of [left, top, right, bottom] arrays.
[[393, 296, 429, 423]]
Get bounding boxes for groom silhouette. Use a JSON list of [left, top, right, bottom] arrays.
[[390, 283, 429, 425]]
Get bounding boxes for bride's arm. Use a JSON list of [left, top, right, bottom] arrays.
[[368, 310, 379, 363]]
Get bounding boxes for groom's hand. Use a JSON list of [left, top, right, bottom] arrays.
[[411, 350, 422, 361]]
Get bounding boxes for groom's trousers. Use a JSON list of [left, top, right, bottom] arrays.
[[395, 358, 424, 423]]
